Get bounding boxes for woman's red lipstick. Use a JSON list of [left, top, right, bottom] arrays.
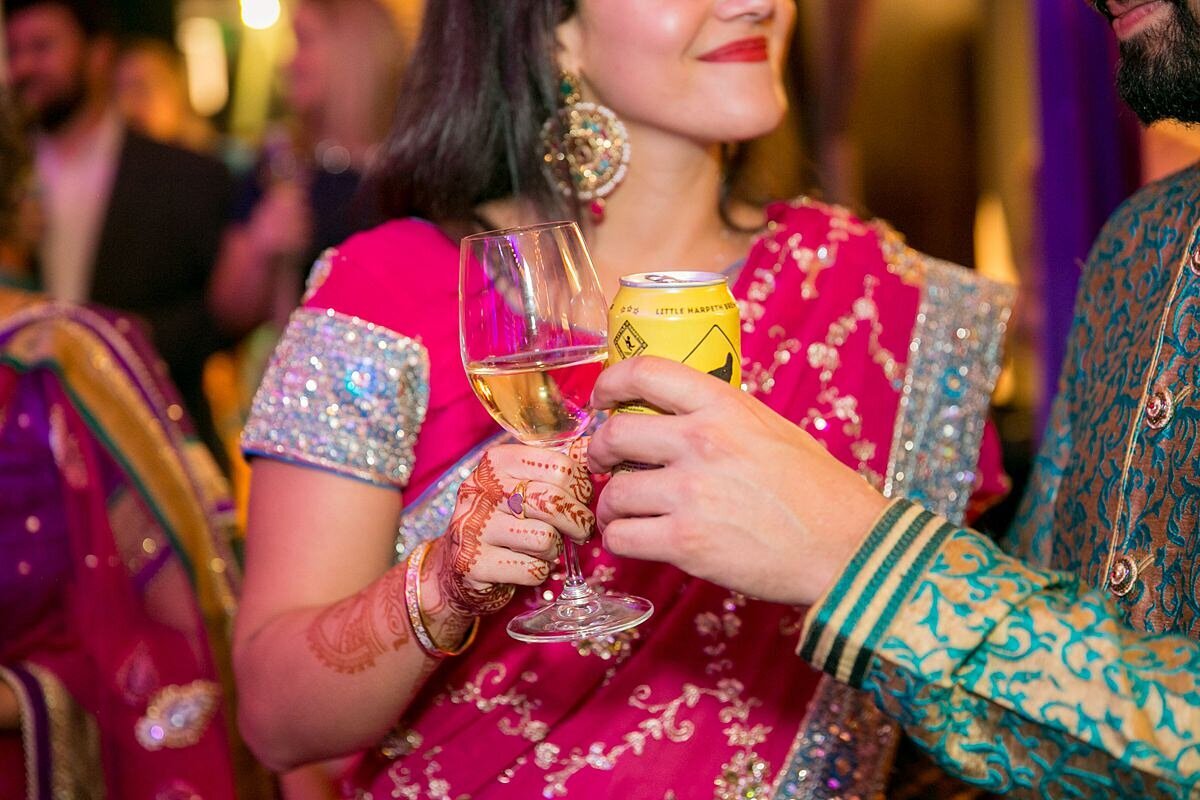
[[697, 36, 769, 63]]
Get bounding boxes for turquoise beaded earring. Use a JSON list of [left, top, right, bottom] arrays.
[[541, 72, 631, 223]]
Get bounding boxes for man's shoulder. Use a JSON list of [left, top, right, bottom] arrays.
[[120, 130, 230, 182], [1105, 162, 1200, 230]]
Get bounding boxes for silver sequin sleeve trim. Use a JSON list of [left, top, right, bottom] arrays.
[[241, 307, 431, 489], [883, 257, 1015, 521]]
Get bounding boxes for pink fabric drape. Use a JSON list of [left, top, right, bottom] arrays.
[[303, 203, 1006, 798], [0, 298, 242, 799]]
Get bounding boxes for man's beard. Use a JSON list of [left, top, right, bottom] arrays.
[[1115, 0, 1200, 124], [15, 78, 88, 133]]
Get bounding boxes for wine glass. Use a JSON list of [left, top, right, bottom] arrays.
[[459, 221, 654, 643]]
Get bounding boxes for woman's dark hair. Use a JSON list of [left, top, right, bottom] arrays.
[[374, 1, 573, 231], [373, 0, 751, 234]]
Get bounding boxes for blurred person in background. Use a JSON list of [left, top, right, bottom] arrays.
[[114, 36, 217, 156], [0, 84, 266, 800], [4, 0, 234, 469], [208, 0, 405, 339], [0, 91, 39, 291]]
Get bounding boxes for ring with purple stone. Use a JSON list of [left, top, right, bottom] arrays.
[[506, 480, 530, 519]]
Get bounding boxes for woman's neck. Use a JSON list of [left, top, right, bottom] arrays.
[[588, 126, 760, 298], [479, 127, 763, 300]]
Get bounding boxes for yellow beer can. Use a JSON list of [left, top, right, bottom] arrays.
[[608, 271, 742, 415]]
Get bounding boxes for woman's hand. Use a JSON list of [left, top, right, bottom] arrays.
[[426, 443, 596, 618]]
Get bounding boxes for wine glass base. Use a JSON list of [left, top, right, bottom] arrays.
[[506, 591, 654, 643]]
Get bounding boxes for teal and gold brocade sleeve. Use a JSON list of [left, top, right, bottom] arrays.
[[799, 499, 1200, 799]]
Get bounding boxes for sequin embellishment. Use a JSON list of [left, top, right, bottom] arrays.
[[883, 258, 1015, 522], [301, 248, 336, 304], [135, 681, 220, 750], [243, 308, 430, 488]]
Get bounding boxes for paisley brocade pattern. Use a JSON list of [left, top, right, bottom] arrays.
[[801, 167, 1200, 799], [1012, 167, 1200, 634]]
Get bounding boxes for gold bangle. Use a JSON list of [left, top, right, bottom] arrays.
[[406, 541, 479, 658]]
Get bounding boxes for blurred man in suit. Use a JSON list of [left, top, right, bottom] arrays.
[[5, 0, 232, 466]]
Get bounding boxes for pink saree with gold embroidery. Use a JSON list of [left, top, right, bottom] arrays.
[[244, 198, 1013, 799], [0, 289, 261, 799]]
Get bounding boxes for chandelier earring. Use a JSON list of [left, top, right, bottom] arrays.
[[541, 71, 631, 223]]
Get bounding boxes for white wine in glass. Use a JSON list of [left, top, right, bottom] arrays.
[[466, 346, 607, 448], [459, 221, 654, 643]]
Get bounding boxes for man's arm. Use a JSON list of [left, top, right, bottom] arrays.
[[803, 498, 1200, 798], [589, 357, 1200, 799]]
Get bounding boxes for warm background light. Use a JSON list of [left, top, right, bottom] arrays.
[[176, 16, 229, 116], [240, 0, 281, 30]]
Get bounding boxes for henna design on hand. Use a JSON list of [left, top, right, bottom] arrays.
[[307, 568, 409, 674], [520, 444, 594, 505], [377, 567, 411, 649], [439, 454, 516, 615], [566, 438, 595, 505], [527, 487, 596, 537], [499, 557, 551, 582]]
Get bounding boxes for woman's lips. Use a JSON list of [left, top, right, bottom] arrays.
[[697, 36, 770, 63]]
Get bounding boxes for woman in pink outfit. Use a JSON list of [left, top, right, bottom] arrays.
[[236, 2, 1013, 798]]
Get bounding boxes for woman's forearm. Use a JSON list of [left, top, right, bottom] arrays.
[[234, 554, 473, 771]]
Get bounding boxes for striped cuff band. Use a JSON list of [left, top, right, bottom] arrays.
[[799, 497, 956, 687]]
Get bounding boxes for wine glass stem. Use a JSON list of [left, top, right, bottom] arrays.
[[558, 541, 594, 602]]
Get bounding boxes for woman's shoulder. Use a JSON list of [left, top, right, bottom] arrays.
[[331, 217, 456, 277], [301, 218, 458, 334], [761, 196, 1010, 299]]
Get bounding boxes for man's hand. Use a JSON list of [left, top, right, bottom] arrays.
[[588, 357, 888, 607]]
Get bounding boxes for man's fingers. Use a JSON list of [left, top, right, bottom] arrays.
[[595, 469, 679, 527], [600, 516, 678, 565], [591, 356, 741, 416], [588, 411, 686, 473]]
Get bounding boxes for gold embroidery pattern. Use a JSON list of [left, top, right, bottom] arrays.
[[19, 663, 105, 800], [573, 562, 639, 666], [444, 663, 549, 743], [696, 593, 775, 800], [536, 679, 762, 798], [740, 201, 906, 487], [386, 746, 469, 800]]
